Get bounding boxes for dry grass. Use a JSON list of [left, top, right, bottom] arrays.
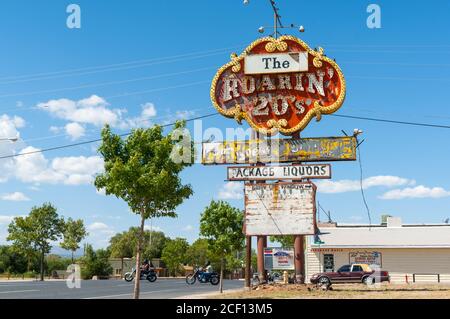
[[213, 283, 450, 299]]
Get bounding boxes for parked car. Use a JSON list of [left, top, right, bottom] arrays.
[[310, 263, 390, 286]]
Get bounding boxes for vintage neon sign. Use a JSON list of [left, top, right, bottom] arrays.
[[211, 36, 346, 135]]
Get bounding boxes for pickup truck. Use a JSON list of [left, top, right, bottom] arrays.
[[310, 263, 390, 286]]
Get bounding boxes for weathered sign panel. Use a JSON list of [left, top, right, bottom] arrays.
[[264, 247, 295, 270], [210, 35, 346, 135], [349, 251, 382, 267], [227, 164, 331, 181], [202, 136, 356, 165], [244, 52, 308, 74], [244, 182, 316, 236]]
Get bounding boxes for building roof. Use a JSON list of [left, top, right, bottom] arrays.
[[312, 224, 450, 249]]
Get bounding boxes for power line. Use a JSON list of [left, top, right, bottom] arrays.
[[0, 67, 215, 99], [0, 112, 219, 160], [329, 114, 450, 129], [3, 112, 450, 160], [0, 45, 244, 83]]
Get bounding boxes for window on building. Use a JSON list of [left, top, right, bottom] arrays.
[[323, 254, 334, 272], [115, 269, 122, 275]]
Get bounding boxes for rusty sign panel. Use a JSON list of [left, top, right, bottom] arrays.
[[227, 164, 331, 181], [202, 136, 356, 165], [244, 182, 316, 236]]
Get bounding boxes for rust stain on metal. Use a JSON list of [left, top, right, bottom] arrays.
[[202, 136, 356, 165]]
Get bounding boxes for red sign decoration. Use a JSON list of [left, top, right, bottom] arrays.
[[210, 35, 346, 136]]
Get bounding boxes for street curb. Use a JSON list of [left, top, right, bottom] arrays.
[[174, 288, 246, 299]]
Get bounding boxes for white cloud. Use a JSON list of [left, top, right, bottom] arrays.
[[37, 95, 121, 127], [316, 176, 414, 194], [0, 115, 26, 182], [175, 110, 195, 119], [141, 103, 157, 118], [1, 192, 30, 201], [87, 222, 111, 232], [65, 122, 85, 140], [218, 182, 243, 200], [86, 222, 115, 249], [380, 185, 450, 200], [144, 225, 163, 232], [49, 126, 61, 134], [14, 147, 103, 185], [38, 95, 159, 130], [118, 102, 158, 129], [182, 224, 194, 232], [0, 215, 15, 225]]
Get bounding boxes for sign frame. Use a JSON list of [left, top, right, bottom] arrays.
[[202, 136, 356, 165], [227, 164, 331, 181], [244, 181, 317, 236], [210, 35, 346, 136]]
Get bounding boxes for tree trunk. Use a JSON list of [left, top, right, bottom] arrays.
[[133, 211, 146, 299], [219, 257, 224, 294], [40, 250, 45, 281], [71, 251, 74, 264], [121, 257, 124, 279]]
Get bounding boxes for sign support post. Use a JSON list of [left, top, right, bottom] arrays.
[[245, 236, 252, 290], [292, 131, 305, 284]]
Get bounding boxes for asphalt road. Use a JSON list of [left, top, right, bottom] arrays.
[[0, 278, 244, 299]]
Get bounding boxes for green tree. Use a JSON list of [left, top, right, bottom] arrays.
[[95, 122, 193, 298], [161, 238, 189, 276], [7, 203, 65, 281], [269, 235, 294, 248], [143, 230, 168, 260], [0, 245, 28, 274], [81, 244, 113, 279], [45, 254, 72, 275], [186, 238, 210, 267], [109, 231, 134, 278], [200, 200, 244, 293], [60, 218, 88, 263]]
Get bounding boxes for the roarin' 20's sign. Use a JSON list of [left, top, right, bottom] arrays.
[[211, 35, 346, 135]]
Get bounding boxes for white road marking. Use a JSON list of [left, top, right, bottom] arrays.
[[83, 288, 180, 299], [0, 289, 40, 294]]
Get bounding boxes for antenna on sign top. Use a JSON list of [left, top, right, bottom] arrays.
[[243, 0, 305, 38], [318, 202, 332, 223]]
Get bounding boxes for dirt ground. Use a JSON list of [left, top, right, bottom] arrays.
[[213, 283, 450, 299]]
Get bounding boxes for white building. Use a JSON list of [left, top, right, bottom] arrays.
[[305, 217, 450, 283]]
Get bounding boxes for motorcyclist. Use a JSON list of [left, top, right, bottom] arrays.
[[205, 261, 213, 273], [141, 259, 150, 275], [199, 261, 212, 282]]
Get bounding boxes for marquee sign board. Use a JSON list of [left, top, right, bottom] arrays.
[[264, 248, 295, 270], [244, 182, 316, 236], [349, 251, 382, 267], [227, 164, 331, 181], [202, 136, 356, 165], [211, 35, 346, 136]]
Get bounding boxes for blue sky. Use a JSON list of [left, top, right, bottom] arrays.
[[0, 0, 449, 250]]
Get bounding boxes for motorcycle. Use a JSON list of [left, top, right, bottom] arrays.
[[124, 268, 157, 282], [251, 271, 282, 285], [185, 267, 220, 285]]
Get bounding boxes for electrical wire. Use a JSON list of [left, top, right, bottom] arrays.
[[0, 112, 219, 160], [0, 45, 244, 84], [3, 112, 450, 160], [329, 114, 450, 129], [357, 141, 372, 227], [0, 68, 215, 99]]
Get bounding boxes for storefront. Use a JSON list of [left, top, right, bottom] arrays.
[[305, 217, 450, 283]]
